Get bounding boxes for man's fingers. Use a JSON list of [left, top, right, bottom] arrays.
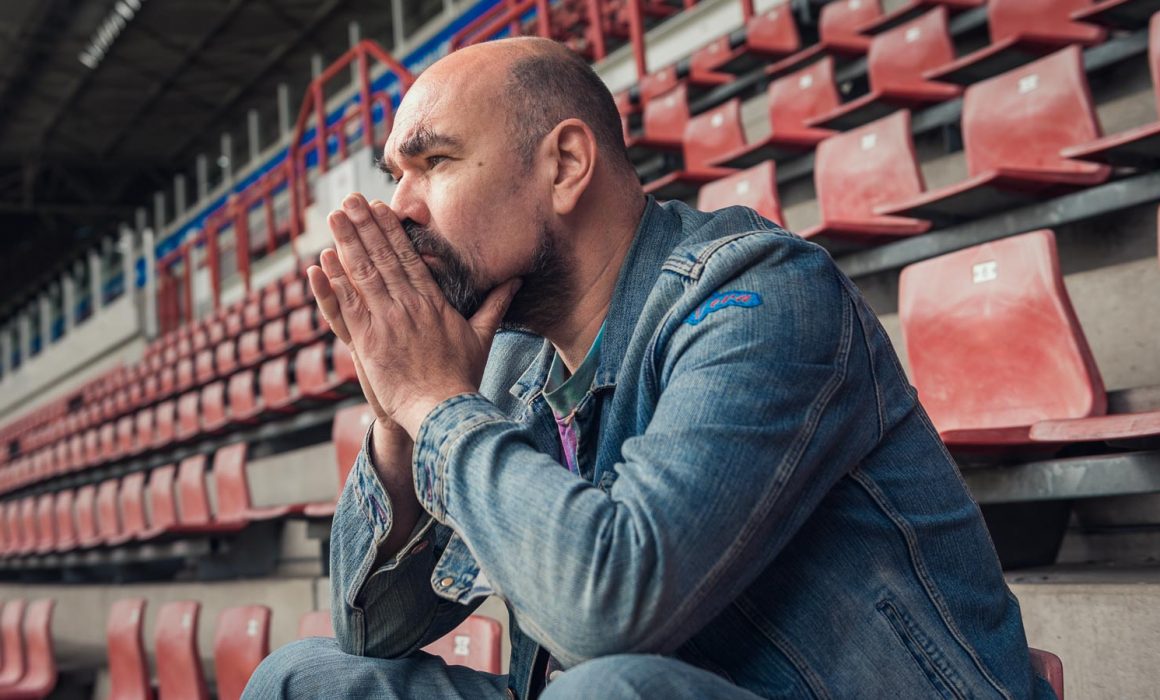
[[329, 206, 392, 302], [469, 278, 522, 344], [307, 263, 352, 345], [319, 248, 371, 333], [340, 193, 411, 294], [369, 199, 441, 295]]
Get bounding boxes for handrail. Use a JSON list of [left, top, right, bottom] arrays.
[[450, 0, 552, 49]]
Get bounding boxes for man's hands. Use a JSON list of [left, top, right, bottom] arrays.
[[306, 193, 521, 439]]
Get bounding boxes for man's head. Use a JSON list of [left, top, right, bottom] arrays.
[[380, 38, 640, 331]]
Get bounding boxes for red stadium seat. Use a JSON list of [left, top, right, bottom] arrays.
[[194, 348, 216, 385], [213, 605, 270, 700], [201, 381, 229, 433], [295, 341, 357, 400], [1030, 647, 1065, 698], [133, 409, 155, 454], [106, 599, 152, 700], [880, 48, 1110, 225], [154, 601, 209, 700], [18, 498, 37, 556], [638, 64, 680, 105], [288, 306, 325, 345], [712, 58, 839, 168], [926, 0, 1106, 86], [765, 0, 880, 79], [242, 294, 264, 331], [227, 370, 263, 422], [261, 318, 288, 357], [100, 422, 118, 463], [215, 339, 239, 377], [176, 357, 195, 393], [237, 329, 263, 368], [855, 0, 983, 35], [33, 495, 54, 555], [261, 283, 284, 321], [74, 485, 101, 549], [283, 276, 309, 309], [53, 491, 76, 553], [177, 454, 249, 534], [0, 600, 27, 686], [95, 479, 122, 544], [687, 38, 736, 95], [258, 357, 296, 412], [810, 7, 961, 131], [1063, 12, 1160, 166], [801, 110, 931, 242], [296, 610, 334, 639], [625, 84, 688, 161], [154, 400, 177, 449], [158, 367, 176, 398], [107, 472, 148, 547], [0, 599, 57, 700], [116, 416, 136, 457], [696, 160, 785, 226], [421, 616, 503, 674], [1072, 0, 1160, 28], [304, 403, 375, 519], [696, 5, 800, 76], [643, 99, 742, 200], [215, 442, 309, 524], [176, 392, 201, 442]]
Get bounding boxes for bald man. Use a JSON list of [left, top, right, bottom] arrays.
[[244, 38, 1053, 700]]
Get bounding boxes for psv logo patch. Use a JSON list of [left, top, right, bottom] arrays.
[[685, 290, 763, 325]]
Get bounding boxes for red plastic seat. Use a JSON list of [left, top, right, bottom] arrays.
[[926, 0, 1106, 86], [624, 84, 688, 160], [696, 160, 785, 226], [801, 110, 930, 242], [178, 454, 250, 534], [106, 599, 152, 700], [116, 416, 136, 457], [1063, 12, 1160, 166], [33, 495, 54, 555], [227, 370, 263, 422], [15, 499, 37, 557], [95, 479, 123, 544], [215, 442, 309, 525], [194, 349, 216, 385], [74, 484, 101, 548], [176, 357, 195, 393], [100, 422, 118, 463], [176, 392, 201, 442], [421, 616, 503, 674], [214, 339, 239, 377], [296, 610, 334, 639], [295, 340, 357, 400], [260, 284, 284, 321], [643, 99, 743, 200], [237, 329, 263, 368], [637, 65, 680, 105], [201, 381, 229, 433], [855, 0, 983, 35], [304, 404, 375, 519], [154, 401, 177, 449], [258, 357, 296, 412], [1029, 647, 1065, 698], [241, 294, 264, 331], [132, 409, 154, 455], [261, 318, 288, 357], [287, 306, 324, 345], [283, 276, 309, 309], [810, 7, 961, 131], [1072, 0, 1160, 28], [764, 0, 880, 80], [107, 472, 148, 546], [881, 48, 1111, 225], [695, 5, 800, 77], [213, 605, 271, 700], [0, 599, 54, 700], [53, 491, 76, 553], [712, 58, 840, 168], [0, 600, 26, 687], [154, 601, 209, 700]]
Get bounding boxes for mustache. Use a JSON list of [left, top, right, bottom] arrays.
[[402, 220, 447, 258]]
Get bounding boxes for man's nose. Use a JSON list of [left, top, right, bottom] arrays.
[[388, 176, 428, 226]]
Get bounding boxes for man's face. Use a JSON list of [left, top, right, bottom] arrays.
[[380, 69, 571, 329]]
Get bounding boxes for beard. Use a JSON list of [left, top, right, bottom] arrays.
[[402, 219, 573, 335]]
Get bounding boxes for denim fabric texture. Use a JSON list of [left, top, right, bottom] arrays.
[[246, 197, 1055, 699]]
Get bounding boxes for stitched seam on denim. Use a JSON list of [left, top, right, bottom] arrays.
[[415, 394, 506, 520], [849, 296, 886, 440], [851, 471, 1014, 699], [651, 272, 856, 652], [688, 230, 769, 279], [876, 598, 969, 700], [732, 595, 830, 700]]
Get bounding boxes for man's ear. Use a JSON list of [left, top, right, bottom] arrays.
[[544, 118, 597, 216]]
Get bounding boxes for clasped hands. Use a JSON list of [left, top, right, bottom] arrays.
[[306, 193, 521, 439]]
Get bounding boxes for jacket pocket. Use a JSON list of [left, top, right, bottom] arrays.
[[876, 596, 970, 700]]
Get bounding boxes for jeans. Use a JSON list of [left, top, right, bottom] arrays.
[[243, 637, 769, 699]]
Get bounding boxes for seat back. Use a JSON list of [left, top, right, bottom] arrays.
[[813, 110, 925, 222], [0, 599, 27, 684], [963, 46, 1108, 178], [213, 605, 271, 700], [146, 464, 180, 533], [201, 381, 227, 429], [296, 610, 335, 639], [16, 599, 55, 695], [259, 357, 293, 409], [767, 58, 840, 136], [176, 455, 215, 526], [119, 472, 149, 540], [988, 0, 1105, 45], [333, 404, 375, 498], [227, 370, 260, 419], [20, 497, 38, 553], [868, 7, 956, 91], [75, 484, 100, 546], [681, 99, 747, 171], [35, 494, 55, 552], [697, 161, 785, 226], [260, 319, 287, 357], [293, 343, 330, 397], [1029, 647, 1065, 698], [421, 615, 503, 674], [212, 443, 254, 523], [155, 601, 209, 700], [639, 64, 679, 104], [746, 4, 800, 54], [642, 84, 690, 143], [177, 392, 201, 440], [819, 0, 881, 44], [154, 400, 176, 446], [899, 229, 1106, 433], [96, 478, 122, 542], [108, 599, 153, 700], [54, 490, 77, 551]]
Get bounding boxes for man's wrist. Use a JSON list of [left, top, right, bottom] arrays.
[[394, 387, 475, 439]]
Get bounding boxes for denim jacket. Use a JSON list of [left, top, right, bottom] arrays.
[[329, 198, 1053, 699]]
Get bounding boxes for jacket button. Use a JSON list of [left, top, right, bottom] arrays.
[[548, 670, 563, 682], [439, 577, 455, 588]]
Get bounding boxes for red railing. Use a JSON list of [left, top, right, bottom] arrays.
[[450, 0, 553, 50]]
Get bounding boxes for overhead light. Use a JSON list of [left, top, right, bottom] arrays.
[[77, 0, 147, 70]]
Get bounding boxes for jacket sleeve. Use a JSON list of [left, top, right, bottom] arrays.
[[409, 235, 889, 668]]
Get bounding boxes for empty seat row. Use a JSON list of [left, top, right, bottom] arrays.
[[0, 599, 56, 700]]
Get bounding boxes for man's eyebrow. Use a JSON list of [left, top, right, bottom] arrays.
[[378, 127, 462, 177]]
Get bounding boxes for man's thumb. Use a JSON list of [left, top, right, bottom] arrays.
[[470, 278, 522, 341]]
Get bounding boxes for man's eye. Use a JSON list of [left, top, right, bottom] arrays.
[[427, 155, 448, 168], [386, 172, 402, 185]]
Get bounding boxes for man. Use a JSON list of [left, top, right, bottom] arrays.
[[245, 37, 1052, 699]]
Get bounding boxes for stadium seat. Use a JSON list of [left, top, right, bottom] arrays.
[[809, 7, 962, 131], [296, 610, 334, 639], [106, 599, 152, 700], [214, 339, 239, 377], [764, 0, 880, 80], [1072, 0, 1160, 28], [117, 416, 136, 457], [154, 601, 209, 700], [304, 403, 374, 519], [258, 356, 296, 412], [177, 453, 249, 534], [421, 615, 503, 674], [107, 472, 148, 546], [52, 491, 76, 553], [194, 348, 216, 385], [176, 392, 201, 442], [74, 485, 101, 548], [159, 367, 176, 398], [176, 357, 195, 393], [283, 275, 309, 309], [1062, 12, 1160, 166], [295, 340, 357, 400], [696, 5, 800, 76], [925, 0, 1107, 86], [696, 160, 785, 226], [625, 84, 688, 161], [13, 499, 35, 557], [201, 381, 229, 433], [95, 479, 122, 544], [638, 65, 680, 105], [154, 400, 177, 449], [1030, 647, 1065, 698], [288, 305, 325, 345], [133, 409, 155, 454], [213, 605, 271, 700], [261, 318, 288, 357], [643, 99, 742, 200], [687, 38, 737, 93], [880, 48, 1111, 225], [227, 370, 263, 422], [0, 600, 26, 686], [260, 283, 284, 321], [33, 495, 54, 555], [800, 110, 931, 242], [237, 329, 263, 368], [855, 0, 984, 36], [241, 293, 264, 331], [214, 442, 309, 525], [711, 58, 839, 168], [0, 599, 55, 700]]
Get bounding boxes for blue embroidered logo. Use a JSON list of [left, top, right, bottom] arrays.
[[685, 290, 763, 325]]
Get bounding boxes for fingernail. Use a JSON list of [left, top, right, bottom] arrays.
[[343, 195, 359, 211]]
